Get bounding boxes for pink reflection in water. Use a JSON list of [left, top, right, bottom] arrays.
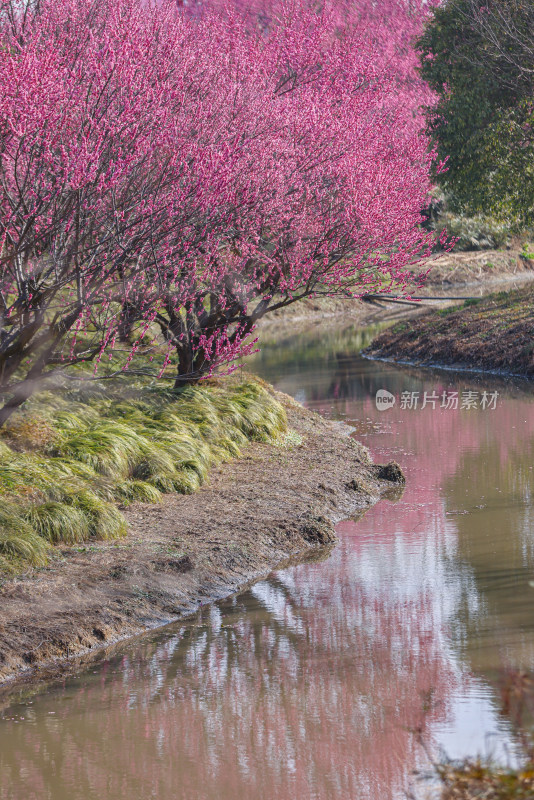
[[2, 376, 534, 800], [0, 535, 455, 800]]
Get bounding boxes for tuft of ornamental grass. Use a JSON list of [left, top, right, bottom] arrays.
[[52, 421, 150, 478], [0, 376, 286, 573], [68, 490, 128, 539], [26, 502, 90, 544], [0, 507, 50, 567], [114, 480, 163, 504]]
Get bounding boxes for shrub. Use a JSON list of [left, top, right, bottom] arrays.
[[434, 212, 512, 251]]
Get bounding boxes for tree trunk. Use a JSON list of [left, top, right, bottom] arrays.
[[173, 341, 196, 388], [0, 386, 35, 428]]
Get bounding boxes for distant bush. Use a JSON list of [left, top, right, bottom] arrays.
[[434, 212, 513, 251], [418, 0, 534, 226]]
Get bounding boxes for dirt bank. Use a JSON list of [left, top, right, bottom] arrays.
[[0, 391, 403, 689], [364, 284, 534, 379], [259, 248, 534, 335]]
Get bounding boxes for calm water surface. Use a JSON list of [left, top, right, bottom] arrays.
[[2, 323, 534, 800]]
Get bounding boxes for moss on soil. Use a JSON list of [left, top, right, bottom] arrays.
[[365, 284, 534, 378]]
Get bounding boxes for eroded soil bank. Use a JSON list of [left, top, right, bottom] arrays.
[[365, 284, 534, 379], [0, 391, 403, 689]]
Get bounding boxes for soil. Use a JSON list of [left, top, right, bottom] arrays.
[[364, 284, 534, 379], [0, 390, 404, 690]]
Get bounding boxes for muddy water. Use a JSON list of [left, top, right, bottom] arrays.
[[2, 324, 534, 800]]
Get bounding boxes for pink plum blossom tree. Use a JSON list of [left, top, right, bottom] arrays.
[[135, 0, 442, 384], [0, 0, 440, 419]]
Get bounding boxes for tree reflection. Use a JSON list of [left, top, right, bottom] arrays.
[[1, 534, 454, 800]]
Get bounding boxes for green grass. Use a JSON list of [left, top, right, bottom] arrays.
[[0, 377, 287, 573], [435, 306, 460, 318], [463, 297, 482, 308]]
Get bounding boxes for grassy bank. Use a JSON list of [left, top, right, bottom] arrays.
[[365, 284, 534, 378], [0, 377, 286, 575]]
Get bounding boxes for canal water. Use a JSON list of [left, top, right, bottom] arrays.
[[2, 323, 534, 800]]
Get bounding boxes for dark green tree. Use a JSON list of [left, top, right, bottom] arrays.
[[417, 0, 534, 226]]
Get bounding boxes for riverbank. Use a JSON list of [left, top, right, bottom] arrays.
[[259, 247, 534, 335], [364, 284, 534, 379], [0, 383, 403, 688]]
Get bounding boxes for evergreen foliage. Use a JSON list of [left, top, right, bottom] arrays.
[[418, 0, 534, 226]]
